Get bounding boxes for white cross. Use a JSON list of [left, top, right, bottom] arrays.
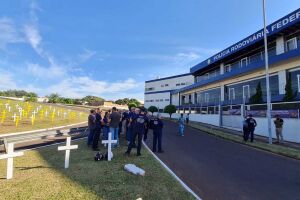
[[0, 143, 24, 179], [57, 111, 60, 116], [4, 103, 9, 109], [8, 106, 11, 112], [12, 113, 17, 122], [58, 137, 78, 169], [102, 132, 117, 161], [15, 104, 19, 109], [45, 110, 48, 117], [63, 112, 67, 118], [32, 110, 37, 117]]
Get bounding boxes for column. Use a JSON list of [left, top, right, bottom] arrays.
[[220, 85, 225, 101], [278, 70, 287, 94], [276, 36, 285, 55], [220, 63, 224, 75]]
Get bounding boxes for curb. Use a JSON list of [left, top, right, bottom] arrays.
[[142, 140, 202, 200], [0, 121, 88, 138]]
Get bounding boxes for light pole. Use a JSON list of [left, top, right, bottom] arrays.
[[262, 0, 273, 144]]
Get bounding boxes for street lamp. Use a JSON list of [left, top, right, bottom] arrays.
[[262, 0, 273, 144]]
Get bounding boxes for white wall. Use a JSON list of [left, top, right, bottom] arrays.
[[159, 111, 300, 143], [144, 92, 171, 109], [145, 74, 194, 93]]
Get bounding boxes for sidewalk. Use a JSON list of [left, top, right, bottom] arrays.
[[175, 119, 300, 159]]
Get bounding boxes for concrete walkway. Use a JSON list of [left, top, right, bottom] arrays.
[[145, 120, 300, 200]]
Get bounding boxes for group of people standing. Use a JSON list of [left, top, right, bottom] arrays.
[[242, 114, 284, 143], [87, 106, 164, 156]]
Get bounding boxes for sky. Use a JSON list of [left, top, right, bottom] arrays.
[[0, 0, 299, 101]]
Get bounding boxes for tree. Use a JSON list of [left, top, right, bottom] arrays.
[[82, 96, 105, 106], [148, 106, 158, 115], [164, 105, 176, 118], [48, 93, 61, 103], [283, 76, 297, 102], [249, 82, 263, 104], [128, 102, 137, 110]]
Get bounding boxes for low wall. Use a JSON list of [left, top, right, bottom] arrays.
[[158, 112, 300, 143]]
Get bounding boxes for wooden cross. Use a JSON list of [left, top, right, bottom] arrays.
[[0, 143, 24, 179], [102, 132, 117, 161], [58, 137, 78, 169]]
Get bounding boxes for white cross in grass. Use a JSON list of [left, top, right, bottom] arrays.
[[12, 113, 17, 122], [58, 137, 78, 169], [0, 143, 24, 179], [102, 132, 117, 161]]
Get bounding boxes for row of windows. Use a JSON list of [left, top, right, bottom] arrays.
[[146, 82, 190, 91], [195, 34, 300, 83], [145, 99, 170, 103], [182, 69, 300, 104]]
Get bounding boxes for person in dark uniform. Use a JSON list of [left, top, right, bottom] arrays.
[[92, 108, 102, 150], [125, 107, 148, 156], [102, 111, 109, 141], [143, 111, 150, 141], [87, 109, 96, 146], [127, 107, 136, 146], [152, 114, 164, 153], [246, 114, 257, 142]]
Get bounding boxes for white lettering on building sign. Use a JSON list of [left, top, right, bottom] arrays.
[[209, 10, 300, 64]]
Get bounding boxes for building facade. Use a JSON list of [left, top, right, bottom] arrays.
[[171, 8, 300, 113], [144, 73, 194, 111], [145, 8, 300, 143]]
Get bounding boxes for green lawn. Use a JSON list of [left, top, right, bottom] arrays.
[[0, 99, 88, 134], [0, 139, 195, 200]]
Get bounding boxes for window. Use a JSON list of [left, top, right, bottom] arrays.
[[240, 57, 248, 68], [204, 93, 209, 103], [165, 84, 169, 87], [161, 85, 164, 87], [160, 99, 163, 102], [181, 83, 186, 85], [298, 75, 300, 93], [145, 87, 154, 91], [229, 88, 235, 100], [204, 73, 209, 80], [156, 99, 159, 102], [286, 37, 297, 51], [243, 85, 250, 99], [176, 83, 180, 86], [225, 65, 231, 73], [165, 99, 170, 101]]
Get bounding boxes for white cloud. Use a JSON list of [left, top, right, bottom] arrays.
[[0, 69, 17, 90], [0, 17, 24, 49], [27, 63, 66, 79], [42, 77, 141, 99], [78, 48, 97, 62], [24, 24, 42, 54]]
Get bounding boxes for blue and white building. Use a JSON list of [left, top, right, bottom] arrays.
[[144, 73, 194, 111], [145, 8, 300, 143]]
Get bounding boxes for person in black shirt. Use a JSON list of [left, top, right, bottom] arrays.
[[246, 114, 257, 142], [125, 107, 148, 156], [92, 108, 102, 150], [87, 109, 96, 146], [152, 114, 164, 153]]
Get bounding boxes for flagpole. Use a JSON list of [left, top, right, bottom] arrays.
[[262, 0, 272, 144]]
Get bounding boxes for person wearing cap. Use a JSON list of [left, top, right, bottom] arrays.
[[125, 107, 148, 156], [152, 114, 164, 153], [245, 114, 257, 142]]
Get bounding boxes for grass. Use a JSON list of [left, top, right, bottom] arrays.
[[168, 119, 300, 160], [0, 138, 195, 200], [0, 99, 88, 134]]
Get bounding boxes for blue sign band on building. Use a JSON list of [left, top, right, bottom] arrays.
[[190, 8, 300, 74]]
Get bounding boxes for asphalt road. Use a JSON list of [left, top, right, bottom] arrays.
[[145, 120, 300, 200]]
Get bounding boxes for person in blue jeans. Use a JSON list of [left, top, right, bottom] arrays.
[[87, 109, 96, 146], [178, 113, 185, 136], [109, 107, 121, 147]]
